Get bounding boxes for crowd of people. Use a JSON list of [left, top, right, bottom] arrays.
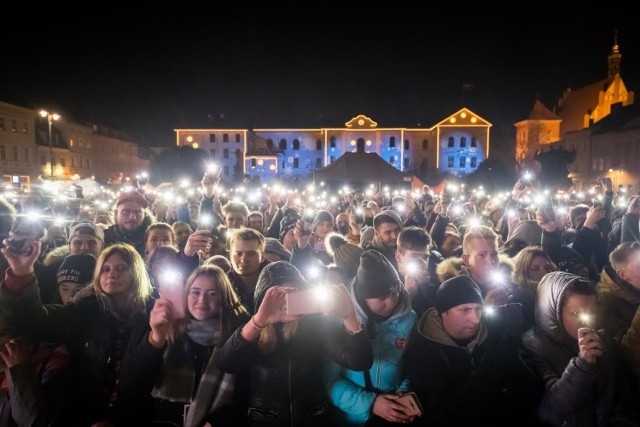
[[0, 171, 638, 427]]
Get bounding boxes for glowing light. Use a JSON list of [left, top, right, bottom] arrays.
[[186, 136, 193, 143]]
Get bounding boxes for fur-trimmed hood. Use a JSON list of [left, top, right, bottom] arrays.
[[43, 245, 71, 267], [436, 254, 514, 285]]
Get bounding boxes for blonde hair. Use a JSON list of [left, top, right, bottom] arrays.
[[77, 243, 152, 319], [258, 321, 298, 354], [228, 227, 266, 253], [168, 265, 248, 343], [462, 225, 498, 255]]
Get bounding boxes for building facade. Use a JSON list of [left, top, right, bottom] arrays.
[[174, 108, 491, 183], [0, 100, 149, 189]]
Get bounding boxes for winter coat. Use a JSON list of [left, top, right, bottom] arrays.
[[596, 266, 640, 380], [323, 287, 417, 426], [217, 261, 373, 427], [405, 305, 542, 426], [0, 279, 152, 426], [104, 213, 154, 256], [522, 271, 639, 427]]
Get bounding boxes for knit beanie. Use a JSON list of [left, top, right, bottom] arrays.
[[504, 220, 542, 248], [435, 275, 483, 314], [311, 210, 334, 233], [326, 233, 363, 281], [352, 250, 402, 299], [360, 226, 375, 247], [57, 253, 97, 286], [279, 209, 300, 242], [264, 237, 292, 261], [373, 210, 403, 230]]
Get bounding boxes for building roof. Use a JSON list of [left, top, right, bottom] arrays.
[[557, 78, 608, 135], [313, 152, 410, 184], [527, 99, 560, 121], [590, 102, 640, 135]]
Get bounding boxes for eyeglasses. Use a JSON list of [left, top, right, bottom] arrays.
[[118, 209, 143, 218]]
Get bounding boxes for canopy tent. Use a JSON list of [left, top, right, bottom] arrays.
[[312, 152, 412, 187]]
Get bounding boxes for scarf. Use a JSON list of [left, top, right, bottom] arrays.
[[187, 318, 220, 346]]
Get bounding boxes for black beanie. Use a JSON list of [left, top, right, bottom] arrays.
[[353, 250, 401, 299], [435, 276, 483, 314], [57, 253, 97, 286]]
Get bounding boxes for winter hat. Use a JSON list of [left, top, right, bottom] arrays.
[[504, 220, 542, 248], [435, 275, 483, 314], [264, 237, 292, 261], [279, 208, 301, 242], [311, 210, 334, 233], [360, 226, 375, 247], [373, 210, 403, 230], [68, 222, 105, 244], [57, 253, 97, 286], [115, 190, 149, 208], [254, 261, 308, 312], [352, 250, 402, 299], [326, 233, 363, 281]]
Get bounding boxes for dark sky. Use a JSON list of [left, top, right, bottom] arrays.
[[2, 9, 639, 154]]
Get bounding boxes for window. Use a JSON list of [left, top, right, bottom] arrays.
[[22, 122, 28, 134], [11, 120, 17, 132], [0, 118, 4, 130], [282, 161, 286, 169], [40, 154, 46, 166], [71, 157, 75, 167], [87, 159, 90, 169], [316, 139, 322, 150], [279, 139, 287, 151], [389, 156, 396, 165], [316, 158, 322, 168], [224, 166, 229, 175], [293, 158, 299, 168], [251, 158, 257, 168], [223, 134, 229, 143], [404, 158, 409, 169], [330, 137, 336, 149], [471, 157, 477, 167], [471, 137, 477, 148], [210, 149, 216, 157], [235, 134, 241, 143], [293, 139, 300, 150], [448, 137, 454, 147], [209, 134, 216, 143], [330, 156, 335, 163], [390, 137, 396, 148], [13, 147, 18, 161], [266, 139, 274, 150], [404, 140, 409, 150], [460, 137, 466, 148], [459, 157, 466, 168], [0, 145, 5, 160], [80, 158, 84, 168], [61, 156, 65, 167], [447, 156, 454, 168], [24, 148, 28, 162], [223, 149, 229, 159], [422, 139, 428, 150]]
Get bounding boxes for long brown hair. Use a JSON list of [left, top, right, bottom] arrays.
[[513, 246, 557, 295], [168, 265, 248, 344]]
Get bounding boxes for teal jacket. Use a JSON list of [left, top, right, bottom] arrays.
[[323, 287, 417, 426]]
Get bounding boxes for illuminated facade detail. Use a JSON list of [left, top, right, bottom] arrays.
[[175, 107, 491, 182]]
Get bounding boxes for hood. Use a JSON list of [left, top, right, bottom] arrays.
[[43, 245, 71, 267], [598, 265, 640, 305], [436, 254, 514, 286], [351, 282, 413, 322], [535, 271, 588, 348], [254, 261, 308, 313], [417, 307, 487, 354]]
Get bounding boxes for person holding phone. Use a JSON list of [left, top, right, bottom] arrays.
[[217, 261, 372, 427], [324, 250, 418, 426], [125, 265, 250, 426], [0, 242, 154, 426]]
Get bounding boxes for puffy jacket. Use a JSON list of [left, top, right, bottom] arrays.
[[323, 287, 417, 426]]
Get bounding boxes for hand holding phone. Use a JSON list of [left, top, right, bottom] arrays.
[[396, 392, 423, 417], [7, 217, 46, 257], [157, 271, 186, 319]]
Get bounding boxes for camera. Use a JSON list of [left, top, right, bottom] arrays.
[[6, 216, 46, 256], [285, 287, 333, 315]]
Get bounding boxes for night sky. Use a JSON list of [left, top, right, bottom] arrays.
[[2, 9, 639, 158]]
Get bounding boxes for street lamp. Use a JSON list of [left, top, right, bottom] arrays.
[[39, 110, 61, 177]]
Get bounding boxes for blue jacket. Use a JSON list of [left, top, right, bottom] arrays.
[[323, 287, 417, 426]]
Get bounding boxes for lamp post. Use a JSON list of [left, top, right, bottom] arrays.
[[39, 110, 61, 177]]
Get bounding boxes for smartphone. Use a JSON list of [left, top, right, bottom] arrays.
[[158, 271, 186, 319], [7, 216, 46, 256], [396, 392, 423, 417], [285, 288, 333, 316]]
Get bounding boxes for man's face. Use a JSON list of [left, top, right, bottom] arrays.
[[561, 293, 597, 339], [145, 228, 174, 254], [59, 282, 83, 305], [115, 202, 145, 231], [335, 214, 350, 235], [375, 223, 401, 249], [396, 248, 428, 277], [247, 214, 263, 232], [463, 238, 499, 284], [231, 238, 263, 276], [226, 212, 246, 229], [617, 249, 640, 289], [441, 303, 482, 340], [69, 235, 103, 258], [314, 220, 334, 239]]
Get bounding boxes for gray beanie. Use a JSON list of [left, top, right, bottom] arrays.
[[373, 210, 403, 230], [264, 237, 292, 261], [311, 210, 334, 233], [352, 250, 401, 299]]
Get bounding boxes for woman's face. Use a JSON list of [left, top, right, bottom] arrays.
[[99, 253, 134, 296], [282, 229, 296, 251], [527, 255, 553, 282], [188, 275, 221, 321], [146, 228, 174, 254], [173, 224, 191, 248]]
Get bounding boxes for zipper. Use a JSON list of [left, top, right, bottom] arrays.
[[288, 354, 294, 426]]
